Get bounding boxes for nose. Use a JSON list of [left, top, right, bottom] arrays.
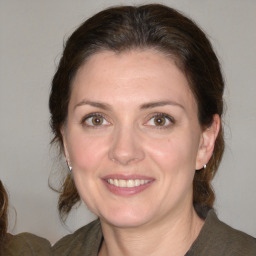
[[108, 126, 145, 166]]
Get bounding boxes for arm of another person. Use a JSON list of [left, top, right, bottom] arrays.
[[0, 181, 52, 256]]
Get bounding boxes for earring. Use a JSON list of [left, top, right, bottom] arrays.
[[66, 160, 72, 172], [203, 164, 207, 169]]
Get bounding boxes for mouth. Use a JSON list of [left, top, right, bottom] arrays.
[[107, 179, 151, 188], [102, 175, 154, 196]]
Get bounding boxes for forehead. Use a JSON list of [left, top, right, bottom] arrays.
[[70, 49, 197, 111]]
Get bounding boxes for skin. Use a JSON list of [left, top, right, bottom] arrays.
[[62, 49, 220, 256]]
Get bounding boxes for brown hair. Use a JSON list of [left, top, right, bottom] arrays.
[[49, 4, 224, 220], [0, 181, 8, 253]]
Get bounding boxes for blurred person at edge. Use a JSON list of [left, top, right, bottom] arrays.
[[50, 4, 256, 256], [0, 181, 51, 256]]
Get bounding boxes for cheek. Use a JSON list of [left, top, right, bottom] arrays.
[[68, 133, 109, 172], [145, 132, 200, 172]]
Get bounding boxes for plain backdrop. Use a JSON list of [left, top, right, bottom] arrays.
[[1, 0, 256, 244]]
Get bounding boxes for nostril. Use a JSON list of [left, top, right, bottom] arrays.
[[109, 155, 140, 165]]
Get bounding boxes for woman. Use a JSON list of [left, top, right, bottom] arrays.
[[50, 4, 256, 255], [0, 181, 51, 256]]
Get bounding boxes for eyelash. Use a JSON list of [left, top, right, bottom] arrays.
[[81, 113, 110, 128], [81, 112, 175, 129], [145, 113, 175, 129]]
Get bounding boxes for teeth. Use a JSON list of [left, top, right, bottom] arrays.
[[135, 179, 140, 186], [107, 179, 150, 188], [127, 180, 134, 187]]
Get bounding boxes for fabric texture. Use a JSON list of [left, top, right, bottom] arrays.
[[185, 211, 256, 255], [53, 210, 256, 255], [3, 233, 51, 256]]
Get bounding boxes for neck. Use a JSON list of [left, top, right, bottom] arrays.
[[99, 206, 204, 256]]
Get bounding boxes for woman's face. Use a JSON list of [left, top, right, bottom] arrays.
[[62, 49, 215, 228]]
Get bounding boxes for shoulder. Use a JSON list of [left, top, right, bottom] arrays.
[[3, 232, 51, 256], [52, 219, 102, 256], [188, 210, 256, 256], [213, 214, 256, 251], [214, 219, 256, 254]]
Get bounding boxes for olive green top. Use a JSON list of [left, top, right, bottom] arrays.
[[53, 210, 256, 255], [3, 233, 51, 256]]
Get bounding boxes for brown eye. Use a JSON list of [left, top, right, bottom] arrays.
[[83, 114, 110, 127], [145, 113, 173, 128], [154, 116, 166, 126], [91, 116, 103, 125]]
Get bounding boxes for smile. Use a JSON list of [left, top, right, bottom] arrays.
[[107, 179, 151, 188]]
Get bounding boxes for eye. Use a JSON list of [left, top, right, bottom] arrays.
[[82, 113, 110, 127], [145, 113, 174, 128]]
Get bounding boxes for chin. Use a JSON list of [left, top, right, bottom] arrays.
[[99, 207, 153, 229]]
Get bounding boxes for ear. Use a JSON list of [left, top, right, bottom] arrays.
[[61, 126, 70, 163], [195, 114, 220, 170]]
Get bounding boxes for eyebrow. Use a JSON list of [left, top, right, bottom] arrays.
[[74, 100, 112, 111], [74, 99, 184, 111], [140, 100, 184, 110]]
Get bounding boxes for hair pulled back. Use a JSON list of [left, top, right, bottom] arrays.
[[49, 4, 224, 220]]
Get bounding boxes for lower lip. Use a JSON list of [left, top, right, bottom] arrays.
[[102, 179, 154, 196]]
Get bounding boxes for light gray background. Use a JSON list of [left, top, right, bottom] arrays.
[[1, 0, 256, 244]]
